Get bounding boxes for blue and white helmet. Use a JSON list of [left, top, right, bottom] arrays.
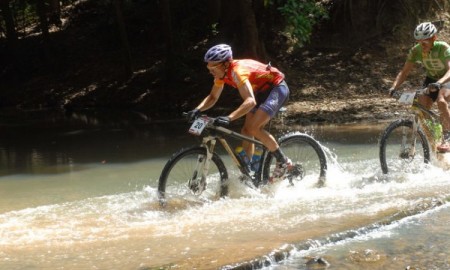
[[204, 44, 232, 62], [414, 22, 437, 40]]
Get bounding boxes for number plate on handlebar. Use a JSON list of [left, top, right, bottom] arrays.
[[189, 117, 209, 136], [398, 92, 416, 105]]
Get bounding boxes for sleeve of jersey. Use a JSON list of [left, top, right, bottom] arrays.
[[230, 69, 248, 89], [213, 79, 225, 87], [443, 45, 450, 60], [406, 46, 419, 63]]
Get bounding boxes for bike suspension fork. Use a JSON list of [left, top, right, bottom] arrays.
[[407, 117, 420, 156], [200, 137, 217, 181], [188, 137, 216, 194]]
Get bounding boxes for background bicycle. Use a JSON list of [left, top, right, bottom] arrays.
[[158, 112, 327, 205], [379, 88, 444, 174]]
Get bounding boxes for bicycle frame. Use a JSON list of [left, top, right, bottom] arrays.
[[197, 122, 267, 183], [159, 113, 327, 201], [413, 103, 442, 148], [191, 107, 288, 177], [390, 89, 442, 159], [401, 91, 442, 152]]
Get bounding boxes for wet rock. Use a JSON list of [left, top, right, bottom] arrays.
[[348, 249, 387, 263], [305, 256, 330, 269]]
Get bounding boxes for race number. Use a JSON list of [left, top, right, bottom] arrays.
[[398, 92, 416, 105], [189, 117, 209, 135]]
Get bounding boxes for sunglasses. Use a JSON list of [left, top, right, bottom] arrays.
[[417, 38, 433, 45], [206, 62, 224, 71]]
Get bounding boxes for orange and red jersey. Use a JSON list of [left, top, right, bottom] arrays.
[[214, 59, 285, 93]]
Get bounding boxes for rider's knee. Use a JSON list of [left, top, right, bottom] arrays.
[[418, 97, 433, 109], [241, 126, 250, 135], [241, 124, 258, 136], [245, 126, 259, 137]]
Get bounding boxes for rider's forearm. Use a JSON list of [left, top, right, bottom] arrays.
[[392, 62, 413, 89], [197, 95, 217, 111], [438, 60, 450, 85], [392, 71, 408, 89], [197, 84, 224, 111], [437, 70, 450, 84]]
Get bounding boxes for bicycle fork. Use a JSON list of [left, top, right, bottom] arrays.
[[189, 136, 216, 195], [400, 118, 419, 159]]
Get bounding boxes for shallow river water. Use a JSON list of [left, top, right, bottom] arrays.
[[0, 110, 449, 270]]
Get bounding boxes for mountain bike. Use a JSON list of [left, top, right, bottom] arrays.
[[379, 88, 444, 174], [158, 112, 327, 205]]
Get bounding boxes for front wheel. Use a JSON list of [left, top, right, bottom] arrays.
[[262, 133, 327, 186], [158, 146, 228, 205], [379, 119, 431, 174]]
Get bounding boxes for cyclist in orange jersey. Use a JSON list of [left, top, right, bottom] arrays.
[[186, 44, 292, 181]]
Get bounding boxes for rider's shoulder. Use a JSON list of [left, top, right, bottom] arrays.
[[408, 44, 422, 56], [435, 40, 450, 48]]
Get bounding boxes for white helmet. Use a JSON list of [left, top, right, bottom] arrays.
[[204, 44, 232, 62], [414, 22, 437, 40]]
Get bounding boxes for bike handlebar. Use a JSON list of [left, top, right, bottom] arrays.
[[182, 112, 229, 127], [391, 88, 428, 100]]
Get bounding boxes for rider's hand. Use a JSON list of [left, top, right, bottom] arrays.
[[428, 82, 441, 92], [186, 109, 200, 121], [214, 116, 231, 126]]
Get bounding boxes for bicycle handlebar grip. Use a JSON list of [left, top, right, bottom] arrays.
[[185, 109, 201, 122], [391, 90, 401, 99], [417, 88, 428, 95], [214, 116, 231, 126]]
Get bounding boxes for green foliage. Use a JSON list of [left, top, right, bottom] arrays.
[[7, 0, 38, 35], [277, 0, 329, 47]]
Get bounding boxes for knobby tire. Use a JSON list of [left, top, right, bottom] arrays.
[[158, 146, 228, 203], [379, 119, 430, 174], [261, 133, 327, 186]]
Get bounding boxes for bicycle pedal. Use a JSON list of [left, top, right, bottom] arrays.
[[238, 174, 250, 182], [243, 179, 257, 189], [287, 164, 304, 180]]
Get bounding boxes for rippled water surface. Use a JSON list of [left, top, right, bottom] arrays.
[[0, 110, 449, 269]]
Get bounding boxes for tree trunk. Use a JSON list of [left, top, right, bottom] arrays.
[[218, 0, 238, 46], [35, 0, 50, 41], [237, 0, 266, 60], [113, 0, 133, 78], [159, 0, 175, 79], [218, 0, 266, 60], [0, 0, 18, 43], [206, 0, 221, 25], [48, 0, 62, 27], [325, 0, 408, 45]]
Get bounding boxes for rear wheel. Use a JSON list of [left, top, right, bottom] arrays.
[[158, 146, 228, 205], [262, 133, 327, 186], [379, 119, 430, 174]]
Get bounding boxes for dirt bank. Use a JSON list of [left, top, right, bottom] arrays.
[[285, 94, 407, 124]]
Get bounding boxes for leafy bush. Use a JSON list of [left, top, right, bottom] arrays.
[[277, 0, 329, 46]]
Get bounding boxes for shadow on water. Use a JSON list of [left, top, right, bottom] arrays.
[[0, 108, 193, 176]]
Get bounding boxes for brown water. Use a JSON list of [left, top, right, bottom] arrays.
[[0, 110, 449, 270]]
